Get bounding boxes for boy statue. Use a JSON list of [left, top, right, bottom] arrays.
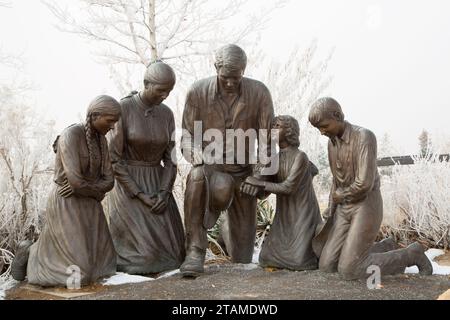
[[309, 97, 432, 280]]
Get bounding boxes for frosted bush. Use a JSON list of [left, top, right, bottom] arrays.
[[380, 155, 450, 248]]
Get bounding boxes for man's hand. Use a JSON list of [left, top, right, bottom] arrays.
[[241, 183, 260, 196], [240, 176, 266, 197], [152, 191, 170, 214], [244, 176, 266, 187], [240, 182, 262, 197], [332, 188, 346, 205], [137, 192, 157, 208]]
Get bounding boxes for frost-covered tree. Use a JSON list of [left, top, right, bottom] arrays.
[[43, 0, 285, 93], [418, 129, 432, 157], [378, 132, 396, 158], [0, 35, 55, 277]]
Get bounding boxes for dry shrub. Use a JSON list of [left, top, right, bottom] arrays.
[[0, 103, 54, 277], [380, 155, 450, 248]]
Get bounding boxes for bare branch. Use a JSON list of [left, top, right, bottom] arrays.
[[119, 1, 148, 64], [158, 0, 190, 58], [0, 148, 21, 197], [43, 0, 286, 90]]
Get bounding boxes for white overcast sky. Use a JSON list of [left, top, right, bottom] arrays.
[[1, 0, 449, 154]]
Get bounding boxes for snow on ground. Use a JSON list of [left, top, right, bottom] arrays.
[[240, 263, 259, 270], [405, 249, 450, 275], [103, 269, 181, 286], [102, 273, 154, 286], [157, 269, 180, 279]]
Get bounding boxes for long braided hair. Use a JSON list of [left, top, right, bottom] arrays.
[[85, 95, 121, 177]]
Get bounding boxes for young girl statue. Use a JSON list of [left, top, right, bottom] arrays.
[[242, 115, 322, 270]]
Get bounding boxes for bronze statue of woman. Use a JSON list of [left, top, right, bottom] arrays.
[[107, 61, 185, 275], [11, 95, 121, 287]]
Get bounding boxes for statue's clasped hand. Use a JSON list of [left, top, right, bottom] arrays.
[[240, 176, 265, 197], [332, 188, 346, 205], [137, 192, 157, 209], [151, 191, 170, 214], [332, 188, 362, 205]]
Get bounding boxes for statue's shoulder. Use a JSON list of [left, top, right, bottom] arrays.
[[158, 103, 174, 118], [63, 123, 84, 136], [52, 123, 81, 153], [54, 123, 84, 152], [188, 77, 216, 93], [291, 148, 308, 164], [118, 91, 139, 113], [295, 148, 307, 158], [120, 91, 138, 102], [243, 77, 270, 93], [353, 124, 376, 143]]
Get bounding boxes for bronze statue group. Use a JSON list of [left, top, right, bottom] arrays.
[[11, 44, 433, 289]]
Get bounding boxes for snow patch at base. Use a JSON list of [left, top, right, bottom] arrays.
[[103, 272, 154, 286]]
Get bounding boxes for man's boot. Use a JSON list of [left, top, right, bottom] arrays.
[[180, 246, 206, 277], [11, 240, 33, 281], [407, 242, 433, 275], [370, 236, 399, 254]]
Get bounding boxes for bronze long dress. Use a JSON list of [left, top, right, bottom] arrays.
[[259, 146, 322, 270], [107, 93, 185, 274], [27, 124, 116, 287]]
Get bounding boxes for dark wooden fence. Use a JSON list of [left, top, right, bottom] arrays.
[[377, 154, 450, 167]]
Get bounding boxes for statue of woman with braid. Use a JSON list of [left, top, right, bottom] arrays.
[[11, 95, 121, 287], [107, 61, 185, 275]]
